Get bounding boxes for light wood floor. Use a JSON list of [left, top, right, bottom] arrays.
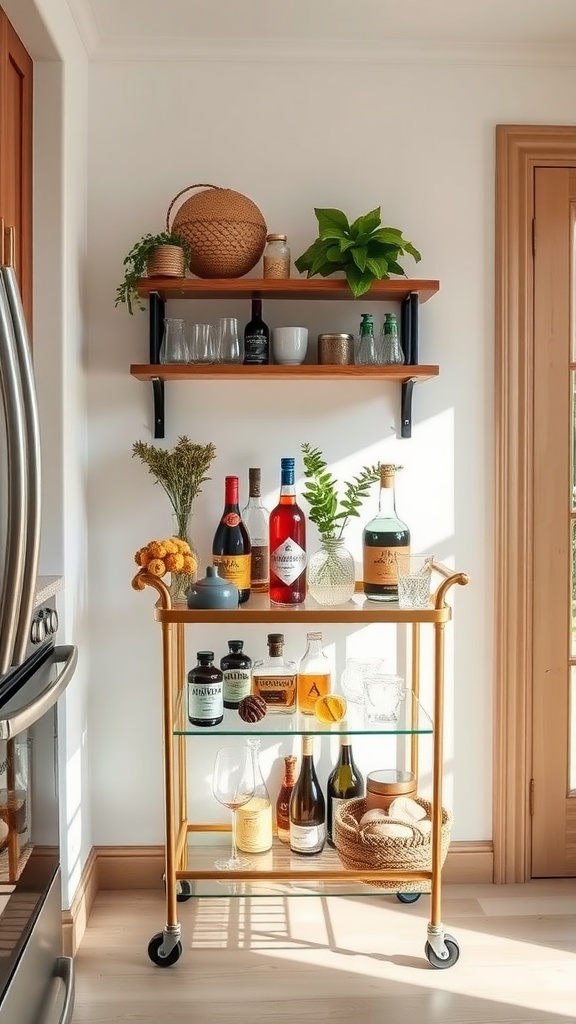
[[72, 880, 576, 1023]]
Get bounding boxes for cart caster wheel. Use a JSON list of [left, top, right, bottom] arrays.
[[147, 932, 183, 967], [397, 891, 421, 904], [425, 934, 460, 969], [177, 880, 193, 903]]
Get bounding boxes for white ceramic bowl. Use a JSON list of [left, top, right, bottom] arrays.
[[271, 326, 308, 365]]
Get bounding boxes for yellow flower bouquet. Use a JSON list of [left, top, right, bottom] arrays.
[[132, 537, 197, 593]]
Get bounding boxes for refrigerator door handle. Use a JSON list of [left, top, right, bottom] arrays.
[[38, 957, 75, 1024], [0, 645, 78, 740], [0, 275, 27, 676], [2, 265, 42, 664]]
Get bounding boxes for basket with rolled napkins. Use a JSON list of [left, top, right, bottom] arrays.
[[333, 795, 452, 891]]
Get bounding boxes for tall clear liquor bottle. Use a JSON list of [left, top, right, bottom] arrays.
[[212, 475, 252, 604], [297, 631, 331, 715], [362, 464, 410, 602], [243, 298, 269, 365], [269, 457, 307, 605], [241, 467, 269, 593], [326, 736, 364, 847], [289, 736, 326, 855], [251, 633, 297, 714]]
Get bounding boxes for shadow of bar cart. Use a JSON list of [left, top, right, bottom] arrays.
[[133, 560, 469, 969]]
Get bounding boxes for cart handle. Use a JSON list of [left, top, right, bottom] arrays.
[[132, 569, 172, 608], [431, 561, 470, 608]]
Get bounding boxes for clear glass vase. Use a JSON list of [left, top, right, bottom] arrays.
[[307, 538, 356, 606], [169, 510, 199, 603]]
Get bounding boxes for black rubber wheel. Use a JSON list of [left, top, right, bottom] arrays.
[[147, 931, 183, 967], [177, 880, 193, 903], [396, 891, 421, 904], [424, 934, 460, 969]]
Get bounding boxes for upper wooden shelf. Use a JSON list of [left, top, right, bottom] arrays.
[[130, 364, 439, 383], [136, 277, 440, 303]]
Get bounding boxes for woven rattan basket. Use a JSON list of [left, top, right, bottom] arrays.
[[334, 797, 453, 893], [167, 183, 267, 279], [146, 244, 186, 278]]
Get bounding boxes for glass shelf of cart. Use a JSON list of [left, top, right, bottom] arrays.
[[156, 592, 452, 624], [173, 690, 432, 736], [178, 840, 430, 898]]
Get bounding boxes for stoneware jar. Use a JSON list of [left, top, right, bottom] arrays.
[[186, 565, 239, 610]]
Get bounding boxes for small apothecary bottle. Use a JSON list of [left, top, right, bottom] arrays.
[[263, 233, 291, 279], [251, 633, 297, 714], [220, 640, 252, 709], [187, 651, 224, 727], [297, 631, 331, 715]]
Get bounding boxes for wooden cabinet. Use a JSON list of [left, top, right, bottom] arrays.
[[0, 7, 32, 335]]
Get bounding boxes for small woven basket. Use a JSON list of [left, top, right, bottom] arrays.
[[146, 244, 186, 278], [334, 796, 453, 893], [167, 183, 267, 279]]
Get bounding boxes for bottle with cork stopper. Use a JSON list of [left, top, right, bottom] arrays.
[[263, 234, 291, 279]]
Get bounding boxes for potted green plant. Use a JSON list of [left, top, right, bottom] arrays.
[[300, 442, 380, 605], [294, 207, 421, 298], [115, 231, 192, 314]]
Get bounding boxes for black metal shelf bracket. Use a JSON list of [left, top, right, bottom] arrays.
[[149, 291, 165, 438], [399, 291, 420, 438]]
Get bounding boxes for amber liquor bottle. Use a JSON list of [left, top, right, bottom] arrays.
[[276, 755, 298, 844], [212, 475, 252, 604], [251, 633, 297, 714]]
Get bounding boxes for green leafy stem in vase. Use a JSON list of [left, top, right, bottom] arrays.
[[301, 442, 380, 541]]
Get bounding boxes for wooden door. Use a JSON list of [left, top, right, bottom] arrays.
[[531, 166, 576, 875], [0, 7, 32, 334]]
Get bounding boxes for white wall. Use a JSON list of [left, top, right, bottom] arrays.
[[84, 57, 574, 848], [3, 0, 90, 907]]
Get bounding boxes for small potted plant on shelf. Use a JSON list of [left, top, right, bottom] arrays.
[[301, 442, 380, 605], [294, 206, 421, 298], [115, 231, 192, 315]]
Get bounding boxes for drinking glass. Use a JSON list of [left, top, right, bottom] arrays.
[[394, 553, 434, 609], [341, 657, 385, 704], [216, 317, 242, 363], [159, 318, 189, 363], [212, 745, 255, 870], [364, 673, 406, 723], [188, 323, 215, 363]]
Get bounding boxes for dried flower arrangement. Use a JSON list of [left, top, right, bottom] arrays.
[[132, 537, 197, 591], [132, 435, 217, 539]]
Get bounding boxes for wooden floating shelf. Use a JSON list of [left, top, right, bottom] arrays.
[[130, 363, 440, 383], [136, 277, 440, 303]]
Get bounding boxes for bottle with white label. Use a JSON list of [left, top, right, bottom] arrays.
[[220, 640, 252, 709], [289, 735, 326, 855], [269, 457, 307, 605], [251, 633, 296, 714], [187, 651, 224, 728], [326, 736, 364, 847]]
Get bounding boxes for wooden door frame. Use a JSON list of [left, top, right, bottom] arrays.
[[495, 125, 576, 882]]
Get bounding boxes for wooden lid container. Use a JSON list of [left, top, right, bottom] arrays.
[[365, 769, 416, 811]]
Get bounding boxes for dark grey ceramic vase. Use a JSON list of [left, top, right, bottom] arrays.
[[186, 565, 239, 610]]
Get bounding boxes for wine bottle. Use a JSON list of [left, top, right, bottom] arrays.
[[362, 464, 410, 602], [212, 475, 252, 604], [276, 754, 297, 844], [289, 735, 326, 855], [251, 633, 297, 714], [241, 468, 269, 593], [187, 651, 224, 728], [297, 631, 331, 715], [269, 457, 307, 606], [220, 640, 252, 709], [243, 298, 270, 365], [326, 736, 364, 847]]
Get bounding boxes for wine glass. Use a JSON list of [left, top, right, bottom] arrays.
[[212, 745, 255, 870]]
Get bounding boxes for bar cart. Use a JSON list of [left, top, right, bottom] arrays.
[[133, 561, 468, 969]]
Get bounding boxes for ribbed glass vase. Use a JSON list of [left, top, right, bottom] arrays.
[[170, 510, 199, 604], [307, 538, 356, 606]]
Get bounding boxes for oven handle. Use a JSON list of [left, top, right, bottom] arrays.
[[0, 645, 78, 740], [39, 956, 75, 1024]]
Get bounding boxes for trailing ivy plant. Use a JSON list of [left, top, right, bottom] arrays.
[[301, 442, 380, 541], [294, 207, 421, 298], [115, 231, 192, 315]]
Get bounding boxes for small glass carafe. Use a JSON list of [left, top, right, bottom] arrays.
[[235, 738, 273, 853], [159, 317, 189, 363]]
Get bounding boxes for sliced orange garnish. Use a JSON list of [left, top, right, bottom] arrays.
[[314, 694, 347, 724]]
